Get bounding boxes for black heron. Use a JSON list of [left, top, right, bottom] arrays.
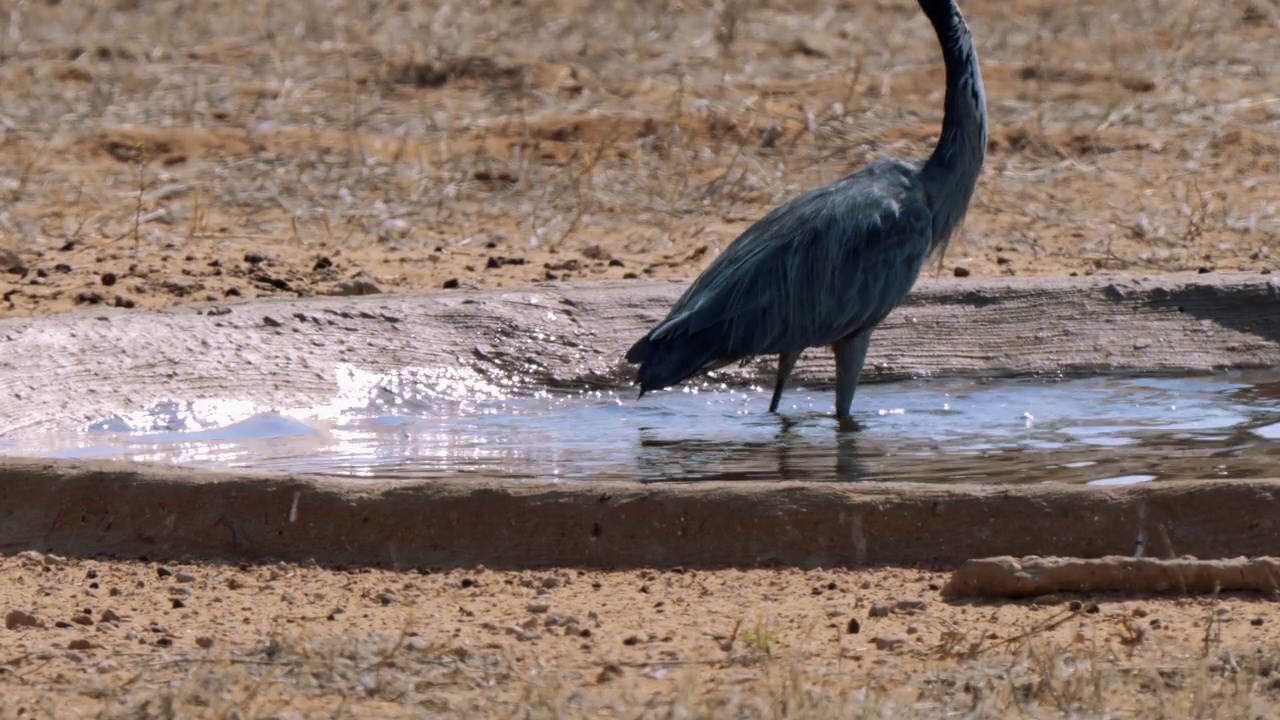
[[625, 0, 987, 420]]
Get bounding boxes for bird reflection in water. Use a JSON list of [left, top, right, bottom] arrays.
[[634, 414, 870, 483]]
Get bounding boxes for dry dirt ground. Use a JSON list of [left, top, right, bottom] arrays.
[[2, 0, 1280, 716]]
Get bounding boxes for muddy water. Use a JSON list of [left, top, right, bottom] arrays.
[[3, 368, 1280, 484]]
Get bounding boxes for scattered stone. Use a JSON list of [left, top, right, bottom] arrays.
[[170, 599, 185, 609], [442, 278, 460, 289], [75, 290, 105, 305], [262, 315, 283, 328], [175, 571, 196, 584], [196, 635, 215, 648], [1198, 266, 1214, 274], [15, 550, 45, 568], [581, 244, 610, 261], [505, 625, 539, 642], [541, 576, 562, 589], [71, 614, 94, 626], [327, 277, 381, 296], [596, 662, 624, 684], [101, 272, 118, 286], [846, 618, 861, 634], [68, 638, 99, 651], [244, 253, 267, 265], [5, 609, 42, 629], [0, 248, 27, 277], [953, 266, 972, 277], [906, 625, 919, 635], [376, 592, 398, 606], [156, 566, 173, 578], [112, 295, 135, 309], [1032, 594, 1062, 606], [996, 255, 1012, 265], [868, 601, 891, 618], [54, 262, 72, 273], [873, 634, 905, 651], [895, 599, 927, 613], [526, 601, 551, 614]]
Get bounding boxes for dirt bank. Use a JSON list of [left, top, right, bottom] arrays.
[[1, 272, 1278, 435]]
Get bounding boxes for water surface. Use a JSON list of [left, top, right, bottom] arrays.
[[4, 367, 1280, 484]]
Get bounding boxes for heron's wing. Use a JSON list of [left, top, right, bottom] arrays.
[[641, 161, 932, 365]]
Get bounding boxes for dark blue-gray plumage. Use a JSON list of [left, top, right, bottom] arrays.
[[626, 0, 987, 419]]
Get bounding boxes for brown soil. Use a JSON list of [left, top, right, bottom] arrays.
[[2, 0, 1279, 715], [0, 0, 1277, 319]]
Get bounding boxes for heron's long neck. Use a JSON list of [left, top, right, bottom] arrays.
[[919, 1, 987, 253]]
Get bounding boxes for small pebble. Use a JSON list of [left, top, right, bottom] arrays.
[[895, 599, 927, 613], [1032, 594, 1062, 606], [846, 618, 861, 634], [873, 634, 905, 651], [196, 636, 215, 648], [953, 266, 971, 277], [527, 601, 551, 614], [6, 609, 42, 629], [68, 639, 99, 651], [175, 571, 196, 584], [156, 566, 173, 579], [868, 601, 891, 618]]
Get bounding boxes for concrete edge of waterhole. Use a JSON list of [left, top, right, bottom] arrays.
[[1, 271, 1279, 570]]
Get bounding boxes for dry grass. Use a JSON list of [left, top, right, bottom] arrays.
[[0, 0, 1277, 316], [3, 558, 1280, 718]]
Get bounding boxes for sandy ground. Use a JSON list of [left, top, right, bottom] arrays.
[[2, 0, 1280, 716], [3, 552, 1280, 718]]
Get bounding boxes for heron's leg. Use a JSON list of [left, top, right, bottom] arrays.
[[768, 351, 802, 413], [832, 331, 873, 418]]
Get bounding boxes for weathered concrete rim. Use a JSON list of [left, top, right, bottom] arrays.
[[3, 458, 1279, 570]]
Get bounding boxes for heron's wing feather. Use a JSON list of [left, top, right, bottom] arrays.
[[646, 161, 932, 364]]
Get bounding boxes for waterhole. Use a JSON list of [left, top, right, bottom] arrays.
[[3, 366, 1279, 484]]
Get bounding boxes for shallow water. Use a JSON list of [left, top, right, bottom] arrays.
[[4, 366, 1280, 484]]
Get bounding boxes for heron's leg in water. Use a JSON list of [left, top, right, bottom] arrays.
[[833, 332, 872, 418], [768, 351, 802, 413]]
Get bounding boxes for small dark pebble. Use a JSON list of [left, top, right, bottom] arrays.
[[224, 287, 241, 297], [36, 268, 48, 278], [622, 635, 641, 646], [953, 266, 972, 277], [460, 577, 476, 588], [1068, 600, 1083, 611], [262, 316, 283, 328], [154, 637, 173, 648], [244, 253, 267, 265], [60, 240, 76, 252], [608, 258, 625, 267], [54, 263, 72, 273], [75, 291, 104, 305], [101, 272, 117, 286], [313, 256, 333, 271], [1252, 617, 1265, 627], [623, 272, 638, 279], [846, 618, 861, 634], [442, 278, 460, 289], [156, 566, 172, 578], [171, 598, 185, 609], [996, 256, 1012, 265], [1084, 601, 1101, 614], [113, 295, 135, 309], [1198, 266, 1213, 274]]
